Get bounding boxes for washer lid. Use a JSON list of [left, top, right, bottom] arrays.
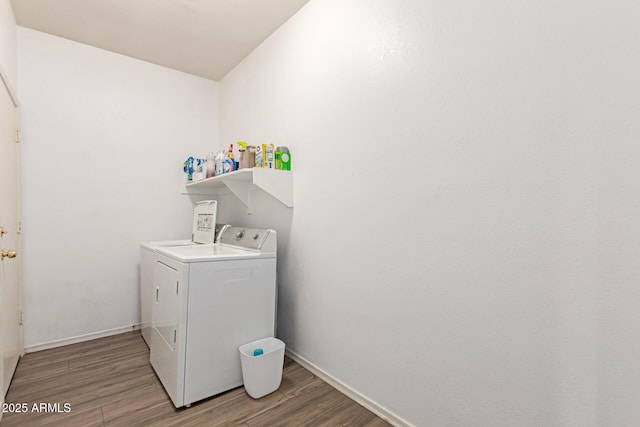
[[140, 239, 194, 250], [192, 200, 217, 244], [156, 243, 275, 262]]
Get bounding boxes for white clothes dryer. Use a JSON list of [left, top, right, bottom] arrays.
[[150, 226, 277, 408], [139, 200, 226, 346]]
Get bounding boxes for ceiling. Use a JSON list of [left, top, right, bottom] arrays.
[[10, 0, 312, 81]]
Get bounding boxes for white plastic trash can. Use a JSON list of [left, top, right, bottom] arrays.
[[239, 337, 285, 399]]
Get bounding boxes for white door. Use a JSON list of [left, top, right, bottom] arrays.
[[0, 69, 22, 397]]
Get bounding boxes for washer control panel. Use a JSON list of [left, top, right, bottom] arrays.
[[219, 226, 271, 250]]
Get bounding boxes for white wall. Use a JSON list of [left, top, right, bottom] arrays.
[[17, 27, 218, 348], [0, 0, 16, 87], [218, 0, 640, 425]]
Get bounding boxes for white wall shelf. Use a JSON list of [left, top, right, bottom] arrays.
[[181, 168, 293, 208]]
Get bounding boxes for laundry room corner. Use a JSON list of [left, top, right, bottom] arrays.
[[4, 0, 640, 425]]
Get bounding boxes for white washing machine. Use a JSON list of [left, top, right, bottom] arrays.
[[139, 200, 228, 346], [150, 226, 277, 408]]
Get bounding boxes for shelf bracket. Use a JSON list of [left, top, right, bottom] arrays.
[[222, 179, 252, 208], [253, 168, 294, 207]]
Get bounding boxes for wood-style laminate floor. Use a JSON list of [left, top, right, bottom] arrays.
[[2, 331, 390, 426]]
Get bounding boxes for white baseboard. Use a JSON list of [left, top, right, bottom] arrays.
[[285, 349, 413, 427], [24, 324, 141, 353]]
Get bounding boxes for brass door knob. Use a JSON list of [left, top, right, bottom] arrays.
[[1, 250, 17, 259], [0, 227, 7, 236]]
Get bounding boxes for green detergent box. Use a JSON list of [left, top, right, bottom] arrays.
[[275, 146, 291, 170]]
